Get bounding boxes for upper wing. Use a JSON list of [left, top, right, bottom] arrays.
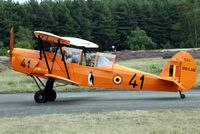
[[34, 31, 70, 45], [62, 37, 99, 48], [45, 74, 79, 86], [34, 31, 99, 48]]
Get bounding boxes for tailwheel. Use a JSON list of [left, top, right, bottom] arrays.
[[179, 91, 186, 99], [46, 89, 57, 101], [34, 90, 47, 103], [180, 94, 186, 99]]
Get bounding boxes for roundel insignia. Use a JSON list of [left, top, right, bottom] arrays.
[[112, 74, 123, 85]]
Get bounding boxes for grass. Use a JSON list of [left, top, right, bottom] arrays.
[[0, 57, 199, 93], [118, 57, 167, 75], [0, 70, 37, 93], [0, 109, 200, 134]]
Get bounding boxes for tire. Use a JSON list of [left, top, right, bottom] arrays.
[[181, 94, 186, 99], [46, 89, 57, 101], [34, 90, 47, 103]]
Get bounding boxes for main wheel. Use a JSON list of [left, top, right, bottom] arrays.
[[46, 89, 57, 101], [34, 90, 47, 103]]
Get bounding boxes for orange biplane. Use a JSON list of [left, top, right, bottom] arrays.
[[9, 28, 198, 103]]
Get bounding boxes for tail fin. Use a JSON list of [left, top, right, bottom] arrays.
[[160, 51, 198, 92], [9, 27, 14, 64]]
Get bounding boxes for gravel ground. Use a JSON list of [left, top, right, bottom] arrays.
[[113, 49, 200, 60]]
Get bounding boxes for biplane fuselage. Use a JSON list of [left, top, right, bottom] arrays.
[[11, 48, 184, 92], [9, 30, 198, 103]]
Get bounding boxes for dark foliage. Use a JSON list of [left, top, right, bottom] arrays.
[[0, 0, 199, 55]]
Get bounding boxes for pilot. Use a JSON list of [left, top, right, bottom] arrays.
[[71, 54, 79, 63], [86, 56, 91, 66], [64, 50, 72, 62]]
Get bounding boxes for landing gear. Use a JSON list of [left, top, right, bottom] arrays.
[[179, 91, 186, 99], [34, 89, 57, 103], [34, 90, 47, 103], [33, 77, 57, 103], [46, 89, 57, 101], [44, 78, 57, 102]]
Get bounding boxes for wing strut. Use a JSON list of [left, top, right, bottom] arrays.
[[38, 36, 51, 74], [58, 40, 70, 79], [50, 44, 60, 73], [38, 36, 70, 79]]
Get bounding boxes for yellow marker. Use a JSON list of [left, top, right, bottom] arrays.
[[173, 65, 176, 77]]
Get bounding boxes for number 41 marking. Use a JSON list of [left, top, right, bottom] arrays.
[[129, 74, 145, 89], [20, 59, 31, 68]]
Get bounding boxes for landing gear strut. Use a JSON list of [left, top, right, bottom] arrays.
[[179, 90, 185, 99], [33, 77, 57, 103]]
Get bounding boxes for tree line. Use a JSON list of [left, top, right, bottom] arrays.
[[0, 0, 200, 55]]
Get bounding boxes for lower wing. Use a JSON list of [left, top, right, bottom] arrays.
[[45, 74, 79, 86]]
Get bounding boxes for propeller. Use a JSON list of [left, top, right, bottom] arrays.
[[9, 27, 14, 63]]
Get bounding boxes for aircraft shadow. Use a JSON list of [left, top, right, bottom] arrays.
[[43, 96, 188, 105], [15, 96, 98, 106]]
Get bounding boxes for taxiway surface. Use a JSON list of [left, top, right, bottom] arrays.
[[0, 89, 200, 117]]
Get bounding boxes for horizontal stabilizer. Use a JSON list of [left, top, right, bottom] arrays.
[[158, 76, 185, 90], [45, 74, 79, 86]]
